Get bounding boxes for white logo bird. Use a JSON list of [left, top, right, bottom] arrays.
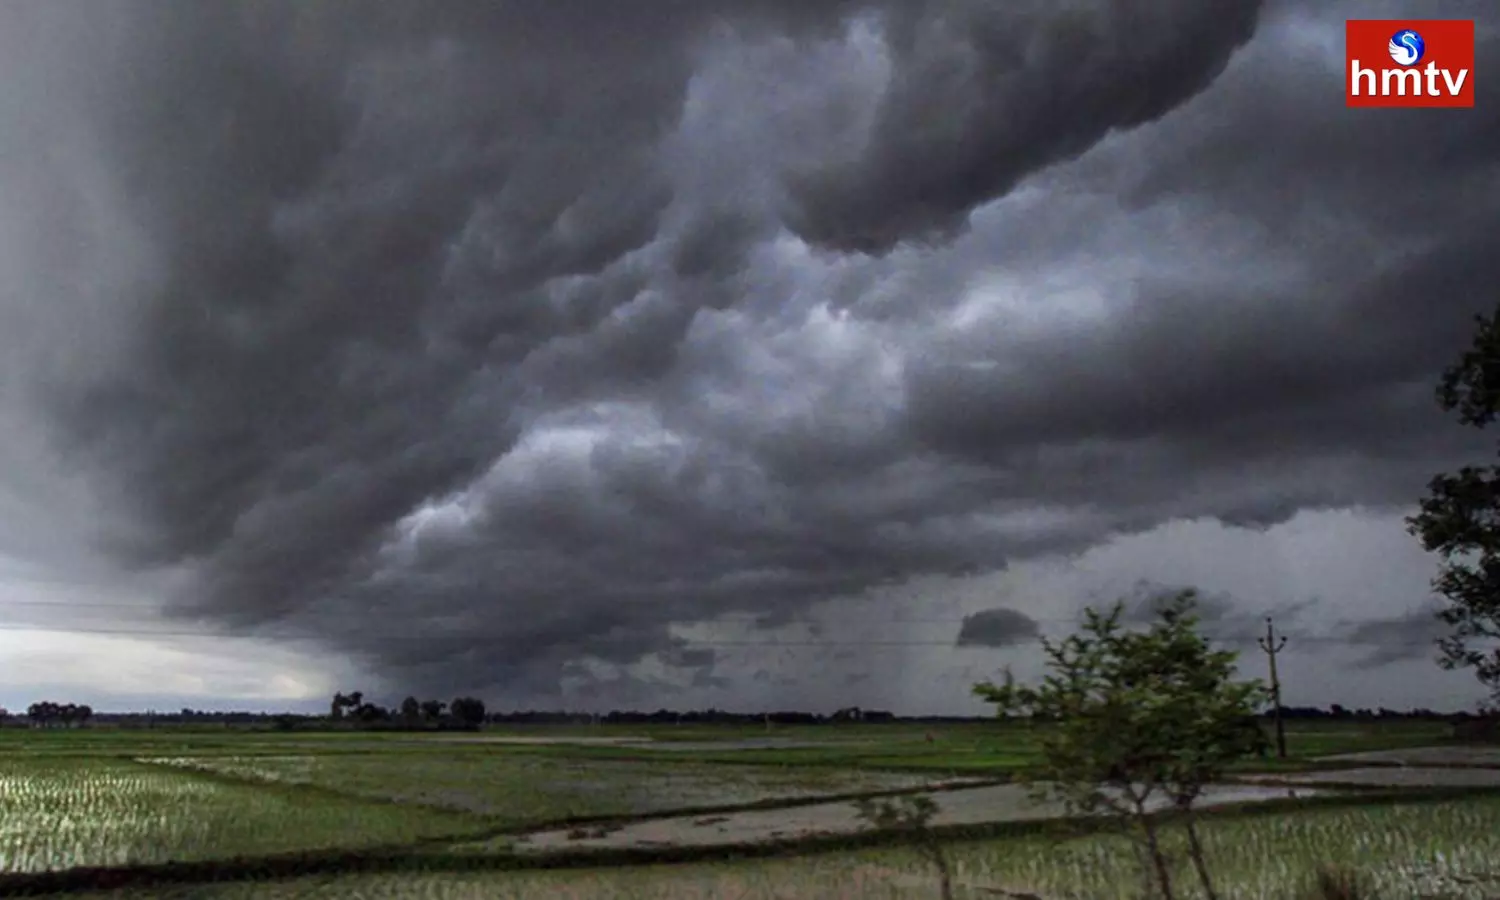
[[1388, 33, 1421, 66]]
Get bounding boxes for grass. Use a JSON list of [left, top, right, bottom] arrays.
[[0, 718, 1479, 895], [936, 792, 1500, 898], [0, 718, 1449, 766], [0, 757, 482, 873], [36, 792, 1500, 899], [483, 720, 1454, 774], [135, 752, 953, 824]]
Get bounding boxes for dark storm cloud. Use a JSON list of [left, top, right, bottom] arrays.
[[1342, 609, 1449, 670], [900, 10, 1500, 530], [1115, 580, 1317, 648], [785, 0, 1264, 254], [955, 607, 1041, 648], [11, 0, 1497, 704]]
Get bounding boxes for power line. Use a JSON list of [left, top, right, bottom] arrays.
[[0, 598, 1454, 647], [0, 619, 1450, 647], [0, 597, 1445, 629]]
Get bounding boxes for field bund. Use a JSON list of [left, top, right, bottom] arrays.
[[505, 782, 1330, 854]]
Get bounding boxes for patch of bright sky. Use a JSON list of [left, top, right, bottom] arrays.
[[0, 629, 339, 710], [947, 269, 1115, 339]]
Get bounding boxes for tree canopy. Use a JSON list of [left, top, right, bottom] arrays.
[[1409, 306, 1500, 701], [973, 589, 1269, 900]]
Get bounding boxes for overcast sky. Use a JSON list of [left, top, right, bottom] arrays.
[[0, 0, 1495, 715]]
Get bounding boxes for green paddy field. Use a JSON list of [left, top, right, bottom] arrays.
[[0, 719, 1495, 898]]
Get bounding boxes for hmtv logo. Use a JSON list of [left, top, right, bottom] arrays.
[[1347, 20, 1474, 107]]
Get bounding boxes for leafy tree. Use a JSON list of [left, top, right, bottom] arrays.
[[32, 701, 68, 728], [21, 701, 94, 728], [329, 691, 365, 722], [852, 794, 951, 900], [450, 696, 487, 728], [353, 702, 387, 724], [420, 699, 446, 722], [1409, 306, 1500, 702], [400, 696, 421, 726], [973, 590, 1270, 900]]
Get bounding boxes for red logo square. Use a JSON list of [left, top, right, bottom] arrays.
[[1346, 20, 1474, 108]]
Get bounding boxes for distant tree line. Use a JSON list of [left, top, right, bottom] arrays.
[[1280, 704, 1465, 721], [22, 701, 94, 728], [479, 705, 1475, 724], [325, 692, 489, 730], [1, 701, 1484, 731], [570, 707, 898, 725], [311, 699, 906, 730]]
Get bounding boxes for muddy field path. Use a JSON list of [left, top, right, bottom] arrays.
[[498, 783, 1325, 855], [493, 744, 1500, 857], [1314, 745, 1500, 768]]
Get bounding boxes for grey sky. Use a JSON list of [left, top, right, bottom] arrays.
[[0, 0, 1494, 714]]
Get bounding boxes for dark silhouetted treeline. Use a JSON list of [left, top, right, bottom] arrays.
[[7, 701, 1484, 731], [14, 701, 94, 728]]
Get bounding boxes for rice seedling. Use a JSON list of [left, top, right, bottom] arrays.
[[0, 758, 480, 873], [47, 794, 1500, 899], [934, 794, 1500, 899], [137, 753, 947, 823]]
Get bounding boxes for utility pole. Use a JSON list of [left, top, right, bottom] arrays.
[[1258, 617, 1288, 759]]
